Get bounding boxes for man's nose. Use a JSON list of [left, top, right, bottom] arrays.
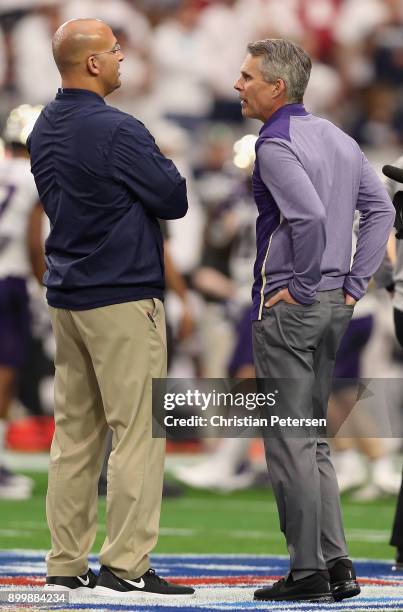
[[234, 78, 241, 91]]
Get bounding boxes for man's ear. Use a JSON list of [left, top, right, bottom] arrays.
[[87, 55, 100, 76], [272, 78, 286, 100]]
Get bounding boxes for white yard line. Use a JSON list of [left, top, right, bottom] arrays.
[[0, 530, 33, 538], [2, 523, 391, 544]]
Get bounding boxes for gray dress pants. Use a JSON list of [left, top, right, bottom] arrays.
[[252, 288, 354, 577]]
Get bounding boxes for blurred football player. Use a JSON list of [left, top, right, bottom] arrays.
[[0, 104, 45, 499]]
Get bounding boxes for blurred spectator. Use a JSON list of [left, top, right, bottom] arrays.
[[298, 0, 343, 62], [153, 120, 205, 276], [62, 0, 146, 30], [255, 0, 303, 40], [371, 0, 403, 86], [334, 0, 391, 87], [349, 85, 402, 147], [12, 1, 61, 104], [200, 0, 256, 122], [302, 32, 344, 117], [151, 0, 212, 130], [108, 26, 155, 118], [334, 0, 390, 49]]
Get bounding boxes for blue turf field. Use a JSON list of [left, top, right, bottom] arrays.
[[1, 551, 403, 611]]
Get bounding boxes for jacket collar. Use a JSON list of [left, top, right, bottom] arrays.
[[56, 88, 106, 104], [259, 103, 309, 134]]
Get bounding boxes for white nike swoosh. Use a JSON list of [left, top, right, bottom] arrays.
[[77, 576, 90, 586], [125, 578, 145, 589]]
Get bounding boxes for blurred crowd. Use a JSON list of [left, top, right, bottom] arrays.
[[1, 0, 403, 503], [1, 0, 403, 140]]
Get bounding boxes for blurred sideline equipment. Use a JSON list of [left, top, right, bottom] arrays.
[[382, 165, 403, 239], [382, 160, 403, 572]]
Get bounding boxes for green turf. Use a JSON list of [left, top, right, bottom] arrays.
[[0, 472, 396, 560]]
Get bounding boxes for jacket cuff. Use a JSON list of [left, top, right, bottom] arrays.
[[342, 281, 362, 302], [288, 282, 316, 305]]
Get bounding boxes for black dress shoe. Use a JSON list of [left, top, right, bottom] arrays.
[[392, 549, 403, 572], [329, 558, 360, 601], [254, 571, 334, 602]]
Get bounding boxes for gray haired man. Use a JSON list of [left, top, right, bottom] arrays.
[[234, 39, 395, 603]]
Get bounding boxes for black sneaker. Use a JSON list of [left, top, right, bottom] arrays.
[[93, 566, 195, 599], [45, 568, 97, 593], [329, 558, 361, 601], [254, 571, 334, 602]]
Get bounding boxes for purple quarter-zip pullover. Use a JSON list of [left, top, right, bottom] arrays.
[[251, 103, 395, 320]]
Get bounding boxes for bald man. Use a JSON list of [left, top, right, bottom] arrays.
[[27, 19, 193, 600]]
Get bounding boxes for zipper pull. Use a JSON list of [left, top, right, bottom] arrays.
[[147, 311, 157, 328]]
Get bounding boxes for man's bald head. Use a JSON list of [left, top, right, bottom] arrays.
[[52, 18, 115, 76]]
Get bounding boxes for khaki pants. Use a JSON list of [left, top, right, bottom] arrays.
[[47, 299, 167, 579]]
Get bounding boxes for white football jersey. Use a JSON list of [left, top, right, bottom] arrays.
[[0, 156, 38, 279]]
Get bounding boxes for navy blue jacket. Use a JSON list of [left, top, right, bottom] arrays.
[[27, 88, 188, 309]]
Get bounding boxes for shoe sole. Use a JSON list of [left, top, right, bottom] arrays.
[[44, 584, 94, 596], [254, 593, 334, 603], [93, 585, 195, 600], [332, 580, 361, 601]]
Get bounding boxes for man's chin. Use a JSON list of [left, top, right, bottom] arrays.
[[110, 80, 121, 94], [241, 105, 254, 119], [105, 80, 122, 97]]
